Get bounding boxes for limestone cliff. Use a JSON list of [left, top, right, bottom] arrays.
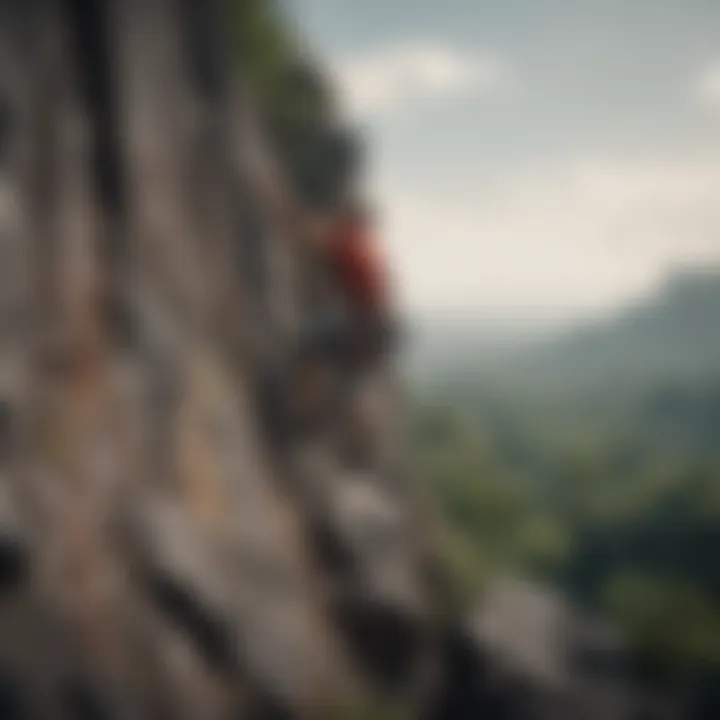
[[0, 1, 441, 717]]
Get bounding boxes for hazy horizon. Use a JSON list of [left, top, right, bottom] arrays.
[[406, 259, 720, 333]]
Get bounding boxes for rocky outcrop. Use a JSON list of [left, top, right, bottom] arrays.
[[426, 581, 681, 720], [0, 1, 440, 717]]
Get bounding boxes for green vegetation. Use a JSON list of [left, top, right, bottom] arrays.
[[409, 271, 720, 686], [225, 0, 361, 208], [410, 389, 720, 679]]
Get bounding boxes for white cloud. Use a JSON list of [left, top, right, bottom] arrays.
[[379, 158, 720, 320], [333, 42, 510, 118], [694, 60, 720, 107]]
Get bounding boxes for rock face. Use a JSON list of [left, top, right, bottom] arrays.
[[426, 581, 682, 720], [0, 1, 439, 717]]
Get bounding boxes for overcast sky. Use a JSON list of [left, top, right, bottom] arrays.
[[287, 0, 720, 324]]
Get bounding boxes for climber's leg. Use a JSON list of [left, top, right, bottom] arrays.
[[256, 311, 348, 443], [282, 309, 400, 446], [283, 313, 352, 438], [332, 311, 401, 468]]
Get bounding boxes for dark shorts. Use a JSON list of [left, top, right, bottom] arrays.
[[296, 309, 397, 377]]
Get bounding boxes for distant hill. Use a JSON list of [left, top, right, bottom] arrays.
[[534, 269, 720, 385], [409, 268, 720, 391]]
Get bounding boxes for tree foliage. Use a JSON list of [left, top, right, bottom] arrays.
[[224, 0, 362, 208]]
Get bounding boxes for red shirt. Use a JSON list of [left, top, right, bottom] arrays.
[[327, 221, 388, 312]]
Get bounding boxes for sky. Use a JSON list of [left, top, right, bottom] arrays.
[[287, 0, 720, 325]]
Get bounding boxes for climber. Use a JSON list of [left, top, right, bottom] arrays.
[[322, 199, 393, 358], [287, 198, 398, 451], [250, 140, 397, 444]]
